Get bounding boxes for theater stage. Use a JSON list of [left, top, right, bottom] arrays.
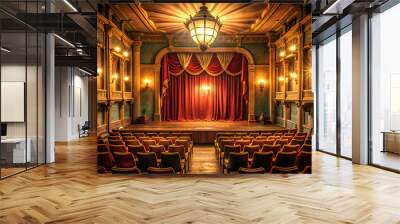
[[119, 121, 284, 144]]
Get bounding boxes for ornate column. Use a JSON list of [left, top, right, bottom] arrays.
[[132, 40, 142, 119], [283, 102, 289, 128], [297, 28, 304, 131], [296, 102, 303, 131], [267, 35, 277, 123], [153, 64, 161, 121], [248, 64, 256, 122]]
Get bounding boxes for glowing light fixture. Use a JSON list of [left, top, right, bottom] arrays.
[[112, 73, 118, 81], [123, 51, 129, 57], [289, 45, 296, 52], [278, 76, 285, 82], [114, 46, 121, 53], [201, 84, 210, 92], [144, 79, 151, 88], [123, 76, 129, 81], [97, 67, 103, 75], [185, 4, 222, 51], [258, 79, 266, 91], [279, 51, 286, 58]]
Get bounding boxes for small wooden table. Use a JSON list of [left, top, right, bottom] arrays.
[[382, 131, 400, 154]]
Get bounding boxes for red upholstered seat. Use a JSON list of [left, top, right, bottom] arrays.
[[97, 152, 114, 172], [297, 151, 312, 173], [111, 152, 140, 173], [125, 139, 141, 146], [290, 139, 305, 146], [109, 140, 124, 145], [108, 136, 121, 141], [243, 145, 260, 161], [159, 139, 172, 150], [251, 151, 273, 172], [97, 144, 109, 152], [281, 144, 301, 153], [137, 152, 158, 172], [261, 144, 281, 156], [271, 151, 298, 174], [142, 140, 157, 150], [299, 144, 312, 152], [149, 145, 165, 160], [127, 145, 146, 158], [109, 144, 128, 153]]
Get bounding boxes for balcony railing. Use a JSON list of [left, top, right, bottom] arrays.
[[286, 91, 299, 101], [111, 91, 123, 100], [302, 90, 314, 101], [276, 92, 285, 100], [97, 89, 106, 101], [124, 92, 133, 100]]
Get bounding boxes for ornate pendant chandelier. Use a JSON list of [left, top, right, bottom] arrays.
[[185, 4, 222, 51]]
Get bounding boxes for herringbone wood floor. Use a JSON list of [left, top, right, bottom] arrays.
[[1, 137, 400, 224]]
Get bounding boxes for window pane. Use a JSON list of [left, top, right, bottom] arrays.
[[371, 3, 400, 171], [1, 30, 28, 177], [317, 37, 337, 154], [340, 29, 352, 158]]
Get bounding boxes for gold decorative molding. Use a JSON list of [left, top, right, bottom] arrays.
[[154, 46, 255, 65]]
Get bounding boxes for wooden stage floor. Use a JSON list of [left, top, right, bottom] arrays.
[[126, 121, 283, 132]]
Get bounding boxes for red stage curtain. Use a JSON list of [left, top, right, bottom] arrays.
[[161, 53, 248, 121]]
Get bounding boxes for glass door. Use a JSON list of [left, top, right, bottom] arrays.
[[370, 2, 400, 171], [317, 35, 337, 154]]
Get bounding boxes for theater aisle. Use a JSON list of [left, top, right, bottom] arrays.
[[189, 145, 220, 174]]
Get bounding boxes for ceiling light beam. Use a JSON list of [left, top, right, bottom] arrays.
[[54, 34, 76, 48], [1, 47, 11, 53], [63, 0, 78, 12]]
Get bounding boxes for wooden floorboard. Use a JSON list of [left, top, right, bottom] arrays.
[[0, 137, 400, 223]]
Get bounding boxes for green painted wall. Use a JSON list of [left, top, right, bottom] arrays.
[[290, 103, 297, 122], [111, 104, 120, 121], [255, 88, 269, 121], [140, 42, 169, 64], [241, 43, 268, 65], [140, 88, 154, 120], [124, 102, 132, 119]]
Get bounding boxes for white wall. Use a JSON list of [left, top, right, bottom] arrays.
[[1, 64, 37, 138], [54, 66, 89, 141], [1, 63, 46, 164]]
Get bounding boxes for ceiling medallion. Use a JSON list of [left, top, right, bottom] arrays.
[[185, 4, 222, 51]]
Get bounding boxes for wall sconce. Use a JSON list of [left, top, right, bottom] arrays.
[[279, 51, 286, 58], [112, 73, 118, 82], [144, 79, 151, 88], [123, 76, 129, 81], [123, 51, 129, 57], [278, 76, 285, 82], [97, 67, 103, 75], [258, 79, 265, 91], [201, 84, 210, 92], [289, 45, 296, 52], [114, 46, 121, 53]]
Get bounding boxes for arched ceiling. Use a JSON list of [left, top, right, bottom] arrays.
[[112, 3, 297, 36]]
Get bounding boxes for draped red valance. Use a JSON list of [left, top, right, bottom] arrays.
[[161, 52, 248, 121], [166, 52, 244, 76]]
